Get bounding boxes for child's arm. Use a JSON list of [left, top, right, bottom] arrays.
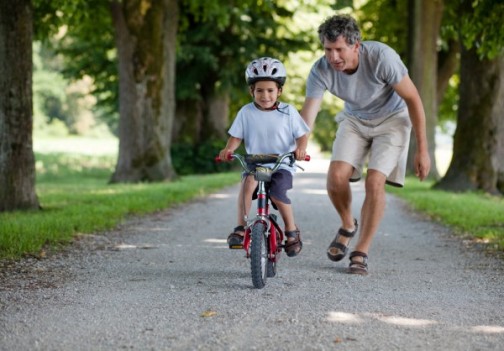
[[219, 137, 242, 161], [294, 134, 308, 160]]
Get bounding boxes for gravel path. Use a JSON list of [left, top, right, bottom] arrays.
[[1, 155, 503, 351]]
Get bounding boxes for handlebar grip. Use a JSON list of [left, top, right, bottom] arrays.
[[215, 154, 233, 162], [304, 155, 311, 161]]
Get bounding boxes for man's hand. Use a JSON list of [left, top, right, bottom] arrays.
[[415, 151, 431, 181]]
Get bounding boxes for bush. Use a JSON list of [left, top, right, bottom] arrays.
[[311, 109, 337, 152], [171, 140, 243, 175]]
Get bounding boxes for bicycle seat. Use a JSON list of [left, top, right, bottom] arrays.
[[245, 154, 279, 164]]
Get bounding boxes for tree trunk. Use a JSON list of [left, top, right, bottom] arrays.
[[110, 0, 177, 183], [497, 100, 504, 193], [437, 38, 459, 107], [205, 92, 229, 141], [406, 0, 443, 179], [173, 91, 229, 144], [0, 0, 40, 212], [173, 99, 203, 143], [435, 48, 504, 194]]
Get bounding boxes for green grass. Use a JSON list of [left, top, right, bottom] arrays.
[[2, 151, 503, 260], [0, 152, 239, 259], [388, 178, 504, 252]]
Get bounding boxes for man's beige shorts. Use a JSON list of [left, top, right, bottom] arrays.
[[331, 109, 412, 187]]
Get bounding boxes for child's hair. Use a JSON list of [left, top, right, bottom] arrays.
[[245, 57, 287, 87]]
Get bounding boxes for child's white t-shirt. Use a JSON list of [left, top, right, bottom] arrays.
[[228, 102, 310, 172]]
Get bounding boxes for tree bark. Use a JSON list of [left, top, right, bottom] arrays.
[[110, 0, 177, 183], [0, 0, 40, 211], [437, 38, 459, 106], [173, 92, 229, 144], [435, 48, 504, 194], [407, 0, 443, 179], [205, 92, 229, 141]]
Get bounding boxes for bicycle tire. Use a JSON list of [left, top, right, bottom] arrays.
[[267, 259, 277, 278], [267, 225, 280, 277], [250, 222, 268, 289]]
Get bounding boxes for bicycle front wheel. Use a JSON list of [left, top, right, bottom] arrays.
[[250, 222, 268, 289]]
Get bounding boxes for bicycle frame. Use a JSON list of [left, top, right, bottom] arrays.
[[215, 152, 309, 288], [242, 173, 282, 261], [222, 152, 304, 260]]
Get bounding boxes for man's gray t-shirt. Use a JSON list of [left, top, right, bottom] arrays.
[[228, 102, 310, 173], [306, 41, 407, 120]]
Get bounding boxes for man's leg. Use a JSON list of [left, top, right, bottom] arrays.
[[353, 169, 387, 254], [326, 160, 357, 253]]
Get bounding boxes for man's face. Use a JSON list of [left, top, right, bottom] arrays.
[[323, 36, 360, 74]]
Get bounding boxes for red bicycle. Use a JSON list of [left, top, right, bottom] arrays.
[[216, 152, 309, 289]]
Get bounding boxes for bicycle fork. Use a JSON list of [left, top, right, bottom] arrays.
[[243, 180, 281, 260]]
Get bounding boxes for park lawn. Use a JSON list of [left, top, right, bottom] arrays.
[[0, 152, 239, 259], [388, 178, 504, 252], [1, 151, 503, 259]]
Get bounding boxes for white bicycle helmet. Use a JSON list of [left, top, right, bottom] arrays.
[[245, 57, 287, 86]]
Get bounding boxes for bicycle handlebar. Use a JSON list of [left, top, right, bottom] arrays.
[[215, 152, 310, 173]]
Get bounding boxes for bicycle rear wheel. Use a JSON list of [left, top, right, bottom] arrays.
[[250, 222, 268, 289], [267, 226, 280, 277], [267, 259, 276, 277]]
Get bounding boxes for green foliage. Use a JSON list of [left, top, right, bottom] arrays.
[[356, 0, 409, 58], [35, 0, 314, 140], [438, 75, 460, 127], [33, 41, 106, 137], [176, 0, 313, 118], [171, 140, 242, 175], [33, 43, 67, 123], [310, 109, 337, 152], [446, 0, 504, 59], [0, 152, 239, 259], [389, 178, 504, 251], [34, 0, 119, 133]]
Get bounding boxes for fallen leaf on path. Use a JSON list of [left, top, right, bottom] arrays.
[[201, 310, 217, 318]]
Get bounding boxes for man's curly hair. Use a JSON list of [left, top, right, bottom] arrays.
[[318, 15, 361, 45]]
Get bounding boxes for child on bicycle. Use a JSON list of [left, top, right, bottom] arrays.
[[219, 57, 310, 257]]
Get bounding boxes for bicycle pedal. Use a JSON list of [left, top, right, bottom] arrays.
[[229, 244, 243, 249]]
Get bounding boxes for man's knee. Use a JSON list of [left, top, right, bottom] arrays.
[[365, 170, 386, 194], [327, 162, 353, 191]]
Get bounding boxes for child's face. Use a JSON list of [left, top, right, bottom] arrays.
[[250, 81, 282, 110]]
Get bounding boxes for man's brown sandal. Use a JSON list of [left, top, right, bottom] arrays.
[[327, 219, 358, 262], [348, 251, 368, 275], [227, 225, 245, 249], [284, 228, 302, 257]]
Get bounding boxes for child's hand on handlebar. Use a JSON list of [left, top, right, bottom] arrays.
[[294, 148, 307, 161], [218, 149, 233, 162]]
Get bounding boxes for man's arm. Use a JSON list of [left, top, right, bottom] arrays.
[[300, 97, 323, 131], [393, 74, 431, 180]]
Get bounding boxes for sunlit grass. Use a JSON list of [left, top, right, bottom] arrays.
[[1, 148, 503, 259], [0, 152, 239, 259], [388, 178, 504, 251]]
